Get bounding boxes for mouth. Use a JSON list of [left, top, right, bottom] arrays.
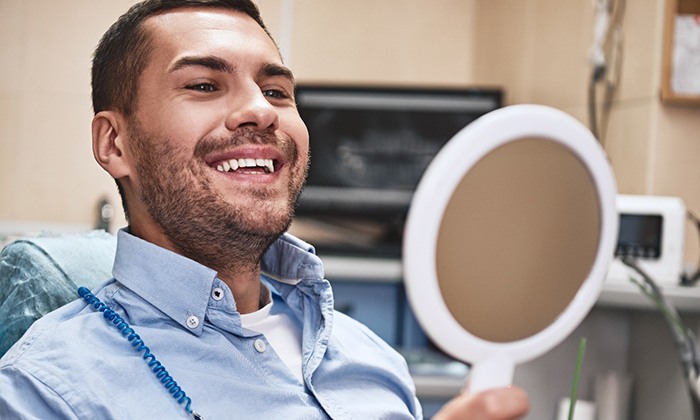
[[213, 157, 277, 174]]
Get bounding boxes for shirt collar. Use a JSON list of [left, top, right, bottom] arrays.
[[261, 233, 324, 283], [112, 230, 217, 334], [112, 229, 325, 334]]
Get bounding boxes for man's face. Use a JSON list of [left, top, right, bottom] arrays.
[[122, 8, 309, 265]]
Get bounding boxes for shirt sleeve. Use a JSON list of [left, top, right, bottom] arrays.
[[0, 365, 79, 419]]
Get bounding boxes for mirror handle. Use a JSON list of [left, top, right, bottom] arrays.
[[467, 354, 515, 393]]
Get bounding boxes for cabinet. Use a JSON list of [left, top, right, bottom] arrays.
[[323, 255, 700, 419]]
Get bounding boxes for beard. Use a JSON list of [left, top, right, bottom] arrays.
[[128, 119, 308, 270]]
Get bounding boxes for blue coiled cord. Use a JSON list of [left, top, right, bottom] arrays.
[[78, 287, 203, 419]]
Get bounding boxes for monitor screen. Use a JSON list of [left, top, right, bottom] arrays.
[[292, 85, 503, 256], [616, 214, 663, 259]]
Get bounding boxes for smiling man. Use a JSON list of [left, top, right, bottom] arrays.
[[91, 5, 310, 315], [0, 1, 528, 419]]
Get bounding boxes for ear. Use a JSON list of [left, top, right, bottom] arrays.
[[92, 111, 131, 179]]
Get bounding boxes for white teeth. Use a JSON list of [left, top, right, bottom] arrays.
[[215, 158, 275, 173]]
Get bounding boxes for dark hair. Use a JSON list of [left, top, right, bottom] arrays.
[[91, 0, 271, 117]]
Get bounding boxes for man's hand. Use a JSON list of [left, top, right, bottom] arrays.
[[433, 386, 530, 420]]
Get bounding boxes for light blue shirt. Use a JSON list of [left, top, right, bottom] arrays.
[[0, 230, 421, 419]]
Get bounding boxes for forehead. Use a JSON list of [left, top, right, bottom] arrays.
[[142, 7, 282, 65]]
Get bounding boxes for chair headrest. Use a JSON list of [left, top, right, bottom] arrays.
[[0, 230, 117, 356]]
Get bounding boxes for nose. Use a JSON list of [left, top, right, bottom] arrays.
[[224, 86, 279, 132]]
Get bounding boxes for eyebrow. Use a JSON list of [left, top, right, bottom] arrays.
[[260, 62, 296, 86], [168, 56, 295, 85], [169, 55, 234, 74]]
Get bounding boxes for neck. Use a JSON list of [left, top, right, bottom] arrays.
[[217, 263, 265, 314]]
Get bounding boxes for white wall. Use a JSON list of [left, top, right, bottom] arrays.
[[0, 0, 138, 233]]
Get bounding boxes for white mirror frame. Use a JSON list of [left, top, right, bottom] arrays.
[[403, 104, 618, 392]]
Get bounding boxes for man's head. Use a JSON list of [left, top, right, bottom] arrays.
[[91, 0, 271, 118], [91, 0, 277, 222], [91, 0, 310, 270]]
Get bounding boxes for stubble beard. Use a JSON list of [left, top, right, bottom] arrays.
[[129, 121, 308, 271]]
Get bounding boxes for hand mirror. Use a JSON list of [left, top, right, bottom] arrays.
[[403, 104, 618, 393]]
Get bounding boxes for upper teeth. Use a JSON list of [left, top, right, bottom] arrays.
[[216, 158, 274, 174]]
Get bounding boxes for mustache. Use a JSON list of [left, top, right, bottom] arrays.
[[194, 128, 286, 158]]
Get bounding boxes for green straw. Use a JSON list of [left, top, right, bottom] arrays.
[[568, 337, 588, 420]]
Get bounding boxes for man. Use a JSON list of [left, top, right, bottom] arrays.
[[0, 0, 529, 418]]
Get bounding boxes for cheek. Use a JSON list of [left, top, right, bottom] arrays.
[[147, 100, 223, 144], [292, 131, 310, 176], [287, 114, 310, 159], [130, 128, 196, 181]]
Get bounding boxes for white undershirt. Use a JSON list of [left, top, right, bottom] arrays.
[[240, 299, 304, 382]]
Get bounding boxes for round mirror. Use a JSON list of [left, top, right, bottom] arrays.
[[403, 105, 618, 392]]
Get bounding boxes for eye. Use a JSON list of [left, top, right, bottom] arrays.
[[186, 82, 218, 92], [262, 88, 292, 100]]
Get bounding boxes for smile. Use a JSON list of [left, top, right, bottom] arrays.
[[215, 158, 275, 174]]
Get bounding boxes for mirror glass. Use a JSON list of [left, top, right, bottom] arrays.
[[436, 137, 600, 343]]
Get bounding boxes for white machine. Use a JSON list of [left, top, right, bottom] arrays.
[[606, 195, 687, 286]]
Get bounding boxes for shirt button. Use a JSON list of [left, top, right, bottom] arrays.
[[211, 287, 225, 301], [254, 338, 267, 353], [186, 315, 200, 329]]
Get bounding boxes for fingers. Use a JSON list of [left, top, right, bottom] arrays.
[[432, 386, 530, 420]]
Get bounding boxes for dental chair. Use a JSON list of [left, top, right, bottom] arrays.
[[0, 230, 117, 356]]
